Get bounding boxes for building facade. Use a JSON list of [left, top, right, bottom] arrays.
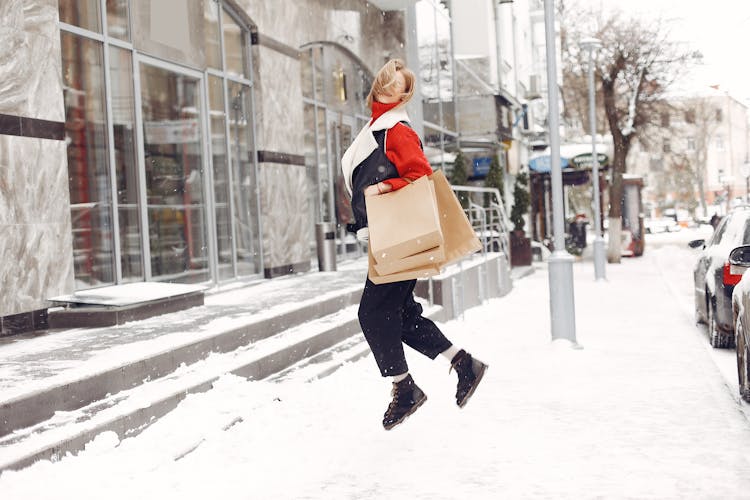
[[628, 89, 750, 217], [0, 0, 464, 332]]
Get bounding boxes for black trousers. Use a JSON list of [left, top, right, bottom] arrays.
[[358, 277, 453, 377]]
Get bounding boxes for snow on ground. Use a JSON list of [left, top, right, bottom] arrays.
[[3, 227, 750, 499]]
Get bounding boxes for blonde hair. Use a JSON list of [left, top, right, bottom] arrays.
[[366, 59, 416, 109]]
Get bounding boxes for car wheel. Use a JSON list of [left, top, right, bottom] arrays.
[[695, 287, 705, 325], [737, 320, 750, 402], [708, 296, 733, 348]]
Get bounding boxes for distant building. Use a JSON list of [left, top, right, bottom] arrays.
[[449, 0, 555, 198], [628, 87, 750, 217]]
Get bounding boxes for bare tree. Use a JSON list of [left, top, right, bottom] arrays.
[[683, 97, 721, 214], [560, 3, 698, 262], [657, 152, 699, 212], [634, 96, 717, 216]]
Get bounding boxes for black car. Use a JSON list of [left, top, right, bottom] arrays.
[[691, 206, 750, 348]]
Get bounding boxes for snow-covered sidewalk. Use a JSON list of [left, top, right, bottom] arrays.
[[2, 234, 750, 499]]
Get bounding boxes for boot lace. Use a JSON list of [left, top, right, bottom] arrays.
[[386, 384, 401, 414]]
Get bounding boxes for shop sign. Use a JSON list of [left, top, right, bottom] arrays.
[[472, 157, 492, 178], [570, 152, 609, 169], [528, 155, 570, 173], [145, 119, 200, 144]]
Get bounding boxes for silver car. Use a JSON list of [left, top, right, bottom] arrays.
[[729, 244, 750, 401], [691, 206, 750, 348]]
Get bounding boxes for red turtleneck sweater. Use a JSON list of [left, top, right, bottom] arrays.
[[370, 101, 433, 192]]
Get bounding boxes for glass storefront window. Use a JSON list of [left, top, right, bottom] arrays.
[[59, 0, 101, 33], [204, 0, 222, 70], [61, 32, 115, 287], [61, 2, 261, 287], [132, 0, 205, 69], [303, 103, 319, 238], [228, 81, 260, 275], [106, 0, 130, 41], [316, 107, 331, 222], [313, 47, 324, 101], [301, 43, 372, 262], [109, 46, 142, 280], [208, 75, 234, 280], [223, 10, 248, 80], [139, 63, 209, 283]]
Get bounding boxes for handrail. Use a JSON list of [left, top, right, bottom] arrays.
[[449, 184, 511, 263]]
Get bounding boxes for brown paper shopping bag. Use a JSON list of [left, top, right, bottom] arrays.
[[365, 175, 443, 264], [430, 170, 482, 267], [368, 245, 441, 284], [373, 244, 446, 276], [366, 170, 482, 284]]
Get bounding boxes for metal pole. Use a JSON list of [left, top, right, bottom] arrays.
[[585, 42, 606, 281], [543, 0, 577, 345]]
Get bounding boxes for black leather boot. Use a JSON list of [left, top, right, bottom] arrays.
[[450, 349, 488, 407], [382, 374, 427, 430]]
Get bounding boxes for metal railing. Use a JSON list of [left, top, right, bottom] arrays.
[[449, 184, 512, 263], [421, 183, 512, 317]]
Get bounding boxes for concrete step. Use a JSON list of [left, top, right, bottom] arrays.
[[0, 286, 364, 440], [0, 304, 366, 472], [0, 300, 446, 473]]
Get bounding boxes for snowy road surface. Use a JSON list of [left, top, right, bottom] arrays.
[[3, 227, 750, 499]]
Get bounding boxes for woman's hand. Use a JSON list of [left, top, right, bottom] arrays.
[[364, 182, 392, 197]]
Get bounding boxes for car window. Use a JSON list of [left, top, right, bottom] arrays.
[[742, 219, 750, 244], [710, 216, 730, 245], [717, 211, 750, 247]]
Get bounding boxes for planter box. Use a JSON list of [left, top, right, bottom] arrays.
[[510, 231, 532, 267]]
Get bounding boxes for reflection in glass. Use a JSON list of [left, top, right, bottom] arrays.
[[131, 0, 204, 68], [109, 46, 142, 280], [204, 0, 222, 70], [59, 0, 101, 33], [223, 11, 248, 79], [228, 81, 260, 276], [106, 0, 130, 41], [313, 47, 324, 101], [208, 76, 234, 279], [317, 107, 331, 222], [139, 64, 209, 283], [334, 122, 354, 231], [61, 32, 114, 287], [303, 103, 319, 248]]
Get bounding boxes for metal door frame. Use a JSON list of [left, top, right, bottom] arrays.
[[133, 53, 215, 282], [325, 111, 358, 260]]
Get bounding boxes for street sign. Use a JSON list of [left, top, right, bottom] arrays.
[[571, 152, 609, 169]]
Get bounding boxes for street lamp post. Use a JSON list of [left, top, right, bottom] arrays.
[[580, 36, 606, 281], [543, 0, 577, 345]]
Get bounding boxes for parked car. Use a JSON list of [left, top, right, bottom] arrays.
[[690, 206, 750, 348], [729, 244, 750, 401], [645, 217, 681, 234]]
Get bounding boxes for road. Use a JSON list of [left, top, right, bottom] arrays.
[[645, 226, 745, 415]]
